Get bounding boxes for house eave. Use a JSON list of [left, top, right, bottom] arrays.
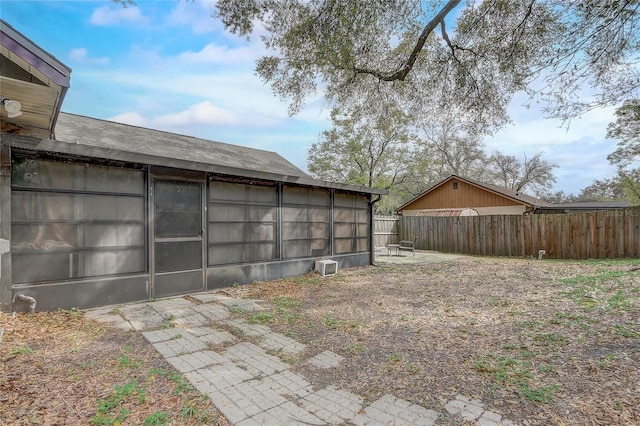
[[0, 132, 387, 196]]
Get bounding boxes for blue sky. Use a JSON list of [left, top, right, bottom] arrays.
[[1, 1, 621, 195]]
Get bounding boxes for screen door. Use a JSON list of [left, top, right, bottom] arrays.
[[152, 179, 204, 298]]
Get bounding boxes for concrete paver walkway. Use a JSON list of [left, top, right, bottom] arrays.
[[87, 292, 517, 425]]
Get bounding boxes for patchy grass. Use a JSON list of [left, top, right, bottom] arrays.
[[231, 256, 640, 425], [2, 257, 639, 425], [0, 310, 227, 425]]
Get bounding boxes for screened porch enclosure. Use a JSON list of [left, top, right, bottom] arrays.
[[6, 151, 376, 311], [0, 20, 384, 312]]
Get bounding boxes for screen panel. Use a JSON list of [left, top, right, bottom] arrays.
[[11, 155, 146, 284]]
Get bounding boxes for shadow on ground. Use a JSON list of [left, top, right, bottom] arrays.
[[374, 249, 464, 265]]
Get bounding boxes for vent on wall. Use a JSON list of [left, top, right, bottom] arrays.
[[315, 259, 338, 277]]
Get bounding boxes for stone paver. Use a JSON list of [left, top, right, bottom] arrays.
[[477, 409, 517, 426], [186, 326, 236, 345], [148, 297, 193, 312], [89, 292, 519, 426], [172, 312, 209, 328], [221, 318, 271, 337], [259, 370, 313, 399], [119, 304, 165, 330], [84, 306, 118, 319], [166, 350, 227, 373], [88, 313, 133, 331], [218, 298, 265, 312], [224, 341, 288, 376], [142, 328, 208, 358], [444, 394, 485, 421], [141, 327, 185, 343], [237, 401, 324, 426], [258, 331, 306, 355], [307, 349, 344, 368], [189, 293, 234, 304], [444, 394, 517, 426], [299, 385, 362, 424], [185, 362, 254, 393], [351, 394, 440, 426], [206, 378, 313, 424], [191, 303, 230, 321]]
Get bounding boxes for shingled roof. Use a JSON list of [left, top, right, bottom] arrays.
[[53, 113, 308, 178], [2, 112, 386, 195]]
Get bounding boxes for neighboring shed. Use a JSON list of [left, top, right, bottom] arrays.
[[0, 20, 385, 313], [397, 175, 551, 216]]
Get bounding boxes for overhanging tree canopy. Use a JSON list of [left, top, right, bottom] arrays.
[[214, 0, 640, 128]]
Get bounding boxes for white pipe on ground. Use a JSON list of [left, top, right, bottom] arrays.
[[12, 293, 37, 314]]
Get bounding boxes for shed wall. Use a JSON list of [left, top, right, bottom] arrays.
[[402, 178, 523, 211]]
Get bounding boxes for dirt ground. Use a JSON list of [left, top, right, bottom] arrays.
[[0, 310, 228, 425], [1, 255, 639, 425], [231, 256, 640, 425]]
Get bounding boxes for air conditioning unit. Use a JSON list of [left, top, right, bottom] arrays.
[[315, 259, 338, 277]]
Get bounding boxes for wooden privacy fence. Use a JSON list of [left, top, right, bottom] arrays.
[[398, 207, 640, 259], [374, 215, 400, 248]]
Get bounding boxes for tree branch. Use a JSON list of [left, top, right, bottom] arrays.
[[351, 0, 463, 81]]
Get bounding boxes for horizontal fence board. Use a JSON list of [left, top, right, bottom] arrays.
[[396, 207, 640, 260]]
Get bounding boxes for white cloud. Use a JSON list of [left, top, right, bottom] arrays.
[[152, 101, 238, 127], [108, 112, 148, 127], [166, 1, 221, 34], [90, 4, 146, 26], [69, 48, 109, 65], [177, 43, 260, 65]]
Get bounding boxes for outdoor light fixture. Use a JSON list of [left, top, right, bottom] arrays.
[[1, 97, 23, 118]]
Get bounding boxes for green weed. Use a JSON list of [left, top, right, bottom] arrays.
[[474, 353, 559, 403], [228, 306, 246, 314], [516, 320, 544, 330], [274, 296, 299, 309], [405, 363, 423, 374], [159, 314, 175, 329], [387, 353, 403, 363], [344, 342, 366, 355], [323, 316, 338, 329], [537, 363, 554, 373], [292, 275, 322, 285], [91, 380, 146, 425], [9, 346, 34, 356], [247, 312, 274, 324], [559, 269, 636, 312], [599, 353, 617, 368], [144, 411, 170, 426], [612, 323, 639, 338], [116, 353, 143, 369], [607, 290, 631, 310], [517, 383, 558, 403], [533, 332, 567, 347]]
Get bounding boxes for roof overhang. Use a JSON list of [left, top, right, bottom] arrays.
[[0, 19, 71, 139], [1, 131, 387, 196]]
